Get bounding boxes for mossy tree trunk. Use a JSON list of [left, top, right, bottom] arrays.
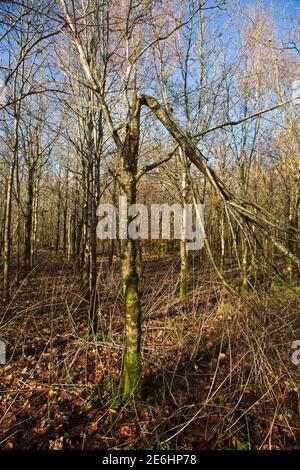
[[121, 237, 141, 399], [120, 97, 142, 399]]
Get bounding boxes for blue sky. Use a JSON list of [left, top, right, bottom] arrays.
[[248, 0, 299, 23]]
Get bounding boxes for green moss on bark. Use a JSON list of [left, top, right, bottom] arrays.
[[124, 275, 139, 305], [122, 351, 141, 399], [179, 279, 188, 299], [121, 273, 142, 399]]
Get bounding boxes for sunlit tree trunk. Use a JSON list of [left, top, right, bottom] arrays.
[[30, 174, 40, 267]]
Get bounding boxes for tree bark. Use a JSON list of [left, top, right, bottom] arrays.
[[3, 160, 16, 301], [24, 167, 34, 272], [120, 98, 142, 399], [179, 150, 189, 300]]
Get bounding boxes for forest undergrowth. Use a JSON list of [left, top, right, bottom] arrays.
[[0, 251, 300, 450]]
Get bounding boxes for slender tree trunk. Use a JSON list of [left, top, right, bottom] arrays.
[[179, 151, 189, 299], [136, 240, 143, 281], [220, 205, 225, 273], [108, 239, 114, 267], [16, 205, 21, 286], [67, 209, 72, 262], [241, 235, 248, 295], [63, 169, 69, 254], [0, 179, 9, 258], [24, 168, 34, 272], [3, 111, 19, 299], [82, 192, 90, 294], [286, 174, 299, 282], [31, 176, 39, 267], [55, 185, 61, 254], [89, 164, 98, 333], [3, 161, 16, 301]]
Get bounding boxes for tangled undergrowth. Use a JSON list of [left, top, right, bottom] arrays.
[[0, 252, 300, 450]]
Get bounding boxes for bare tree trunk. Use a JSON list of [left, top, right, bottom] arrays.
[[3, 160, 16, 301], [63, 169, 69, 254], [108, 239, 114, 267], [24, 168, 34, 272], [136, 240, 143, 281], [286, 176, 299, 282], [241, 235, 249, 295], [179, 151, 189, 300], [55, 184, 61, 254], [31, 175, 39, 267], [220, 205, 225, 273], [120, 100, 142, 399], [3, 106, 21, 299], [89, 164, 98, 333]]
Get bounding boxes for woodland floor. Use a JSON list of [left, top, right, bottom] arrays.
[[1, 251, 300, 450]]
